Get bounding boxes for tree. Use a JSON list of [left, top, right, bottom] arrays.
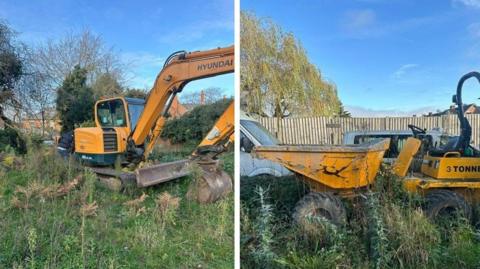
[[337, 103, 351, 118], [123, 88, 148, 99], [92, 72, 123, 99], [20, 70, 53, 135], [32, 30, 126, 96], [27, 30, 127, 134], [56, 66, 94, 132], [180, 87, 225, 105], [0, 21, 24, 124], [161, 98, 232, 144], [241, 12, 341, 118]]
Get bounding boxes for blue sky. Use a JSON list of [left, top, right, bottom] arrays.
[[0, 0, 234, 99], [242, 0, 480, 116]]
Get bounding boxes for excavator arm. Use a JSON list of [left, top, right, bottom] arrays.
[[136, 101, 235, 203], [194, 100, 235, 156], [129, 46, 234, 162]]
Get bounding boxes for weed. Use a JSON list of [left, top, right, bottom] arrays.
[[11, 181, 45, 209], [1, 146, 234, 268], [382, 204, 440, 268], [132, 217, 162, 249], [441, 219, 480, 268], [83, 169, 96, 203], [154, 191, 181, 230], [186, 162, 204, 201], [365, 191, 390, 268], [80, 201, 98, 217], [216, 197, 230, 238], [123, 192, 149, 216], [251, 186, 277, 268], [56, 174, 82, 197], [27, 227, 37, 269]]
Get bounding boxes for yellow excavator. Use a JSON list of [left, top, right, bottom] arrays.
[[61, 46, 234, 202]]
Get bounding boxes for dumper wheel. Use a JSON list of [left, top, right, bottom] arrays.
[[293, 192, 346, 233], [423, 189, 472, 222]]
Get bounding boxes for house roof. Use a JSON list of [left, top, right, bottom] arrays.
[[427, 104, 480, 116], [169, 96, 188, 118]]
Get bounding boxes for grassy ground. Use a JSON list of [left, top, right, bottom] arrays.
[[241, 168, 480, 269], [0, 145, 234, 268]]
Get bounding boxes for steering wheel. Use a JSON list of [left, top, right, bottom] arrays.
[[407, 124, 426, 138]]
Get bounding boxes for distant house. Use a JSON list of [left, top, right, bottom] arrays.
[[169, 96, 188, 118], [21, 108, 61, 136], [425, 104, 480, 117]]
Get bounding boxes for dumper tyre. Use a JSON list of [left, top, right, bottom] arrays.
[[423, 189, 472, 222], [293, 192, 346, 233]]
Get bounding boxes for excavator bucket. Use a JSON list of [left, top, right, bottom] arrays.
[[136, 159, 191, 187], [187, 160, 232, 203], [135, 159, 232, 203]]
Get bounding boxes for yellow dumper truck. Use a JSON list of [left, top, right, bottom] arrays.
[[253, 72, 480, 228]]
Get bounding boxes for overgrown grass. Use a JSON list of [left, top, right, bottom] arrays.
[[241, 166, 480, 268], [0, 146, 234, 268]]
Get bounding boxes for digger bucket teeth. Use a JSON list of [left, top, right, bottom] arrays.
[[136, 159, 191, 187]]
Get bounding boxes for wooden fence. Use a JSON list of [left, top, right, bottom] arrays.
[[258, 114, 480, 146]]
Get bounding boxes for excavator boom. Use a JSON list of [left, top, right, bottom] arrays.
[[129, 46, 234, 161]]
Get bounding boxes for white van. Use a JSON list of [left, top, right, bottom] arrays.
[[343, 127, 450, 163], [240, 111, 292, 177]]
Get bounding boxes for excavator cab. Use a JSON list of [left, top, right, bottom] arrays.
[[74, 97, 145, 166], [95, 97, 145, 131]]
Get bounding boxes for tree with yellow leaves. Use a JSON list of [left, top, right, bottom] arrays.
[[241, 11, 341, 118]]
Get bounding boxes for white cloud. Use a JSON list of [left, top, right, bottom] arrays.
[[121, 51, 164, 69], [157, 20, 233, 44], [453, 0, 480, 8], [343, 9, 376, 32], [341, 10, 445, 39], [346, 105, 440, 117], [468, 22, 480, 38], [120, 51, 165, 89], [465, 41, 480, 59], [392, 64, 418, 79], [104, 7, 124, 20]]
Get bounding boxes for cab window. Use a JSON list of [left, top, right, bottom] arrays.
[[96, 99, 127, 127], [240, 119, 279, 146]]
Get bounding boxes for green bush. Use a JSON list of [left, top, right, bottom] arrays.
[[161, 98, 232, 144], [0, 128, 27, 154], [56, 66, 95, 132]]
